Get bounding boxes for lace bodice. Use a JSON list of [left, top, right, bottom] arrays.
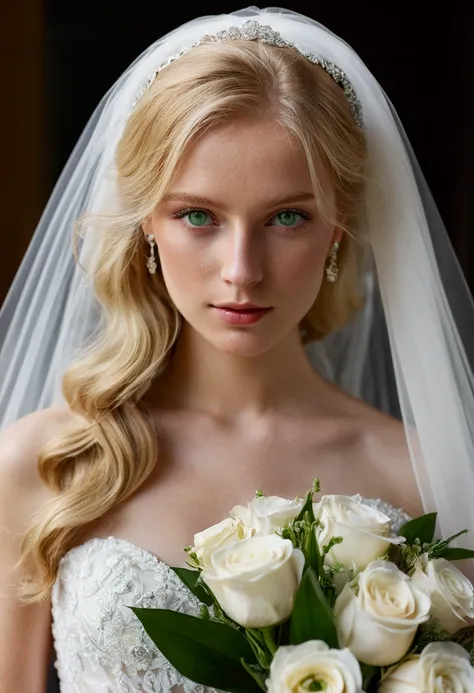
[[51, 499, 410, 692]]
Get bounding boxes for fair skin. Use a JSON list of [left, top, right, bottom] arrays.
[[82, 116, 422, 557], [0, 116, 422, 689]]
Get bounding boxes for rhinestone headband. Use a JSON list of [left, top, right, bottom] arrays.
[[131, 20, 364, 128]]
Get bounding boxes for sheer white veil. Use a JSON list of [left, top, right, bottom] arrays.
[[1, 6, 473, 549]]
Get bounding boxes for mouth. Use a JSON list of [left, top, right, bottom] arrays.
[[210, 303, 273, 326], [213, 302, 270, 310]]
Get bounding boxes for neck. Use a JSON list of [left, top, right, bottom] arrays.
[[149, 323, 323, 419]]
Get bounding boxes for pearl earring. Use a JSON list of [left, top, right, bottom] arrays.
[[325, 242, 339, 283], [146, 234, 157, 275]]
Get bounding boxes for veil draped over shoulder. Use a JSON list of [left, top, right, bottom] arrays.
[[1, 6, 473, 550]]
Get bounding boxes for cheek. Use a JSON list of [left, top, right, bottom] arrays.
[[274, 238, 328, 296], [152, 224, 206, 282], [151, 215, 331, 305], [158, 245, 206, 301]]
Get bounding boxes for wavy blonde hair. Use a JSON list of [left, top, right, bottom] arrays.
[[20, 39, 367, 601]]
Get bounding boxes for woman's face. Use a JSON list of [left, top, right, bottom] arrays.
[[145, 117, 340, 357]]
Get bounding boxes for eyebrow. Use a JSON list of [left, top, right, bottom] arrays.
[[161, 191, 315, 209]]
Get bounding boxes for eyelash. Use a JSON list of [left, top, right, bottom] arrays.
[[172, 207, 312, 229]]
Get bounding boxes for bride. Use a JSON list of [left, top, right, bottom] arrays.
[[1, 7, 473, 693]]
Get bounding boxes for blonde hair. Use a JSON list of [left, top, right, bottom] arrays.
[[20, 39, 367, 601]]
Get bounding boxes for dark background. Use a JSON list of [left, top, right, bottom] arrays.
[[2, 2, 473, 310], [1, 3, 472, 691]]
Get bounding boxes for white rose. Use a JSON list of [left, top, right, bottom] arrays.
[[201, 534, 304, 628], [315, 495, 405, 572], [410, 555, 474, 633], [266, 640, 363, 693], [335, 560, 431, 666], [231, 495, 304, 536], [379, 642, 474, 692], [190, 517, 246, 568]]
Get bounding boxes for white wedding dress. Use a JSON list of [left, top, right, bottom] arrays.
[[51, 499, 410, 692]]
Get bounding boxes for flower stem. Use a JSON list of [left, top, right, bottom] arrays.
[[262, 627, 277, 656], [241, 659, 267, 691]]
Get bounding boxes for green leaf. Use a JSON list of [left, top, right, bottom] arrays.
[[437, 547, 474, 561], [244, 629, 271, 669], [386, 543, 410, 572], [294, 490, 321, 573], [412, 619, 451, 652], [289, 567, 339, 648], [277, 618, 291, 647], [400, 513, 437, 545], [131, 608, 261, 693], [296, 490, 316, 524], [360, 664, 380, 692], [306, 521, 323, 575], [240, 659, 267, 691], [171, 567, 213, 606]]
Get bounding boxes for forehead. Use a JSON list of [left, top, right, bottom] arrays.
[[168, 118, 322, 205]]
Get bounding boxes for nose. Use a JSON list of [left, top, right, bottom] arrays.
[[220, 225, 263, 288]]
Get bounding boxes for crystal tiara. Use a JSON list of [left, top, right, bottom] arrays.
[[131, 20, 364, 129]]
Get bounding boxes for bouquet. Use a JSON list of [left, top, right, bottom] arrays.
[[132, 480, 474, 692]]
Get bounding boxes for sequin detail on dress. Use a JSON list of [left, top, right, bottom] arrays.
[[51, 537, 220, 692], [51, 500, 409, 692]]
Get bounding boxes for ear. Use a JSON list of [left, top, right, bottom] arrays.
[[142, 216, 153, 237], [332, 225, 344, 248]]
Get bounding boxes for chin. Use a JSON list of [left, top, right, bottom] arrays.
[[208, 330, 284, 358]]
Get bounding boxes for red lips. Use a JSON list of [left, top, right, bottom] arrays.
[[211, 303, 272, 325]]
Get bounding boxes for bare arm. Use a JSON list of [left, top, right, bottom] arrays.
[[0, 409, 71, 692]]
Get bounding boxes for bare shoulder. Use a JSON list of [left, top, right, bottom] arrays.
[[0, 407, 80, 689], [0, 405, 79, 463], [0, 406, 83, 586], [0, 406, 79, 503]]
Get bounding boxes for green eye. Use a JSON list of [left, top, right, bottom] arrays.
[[187, 210, 210, 226], [278, 211, 298, 226], [271, 209, 309, 227]]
